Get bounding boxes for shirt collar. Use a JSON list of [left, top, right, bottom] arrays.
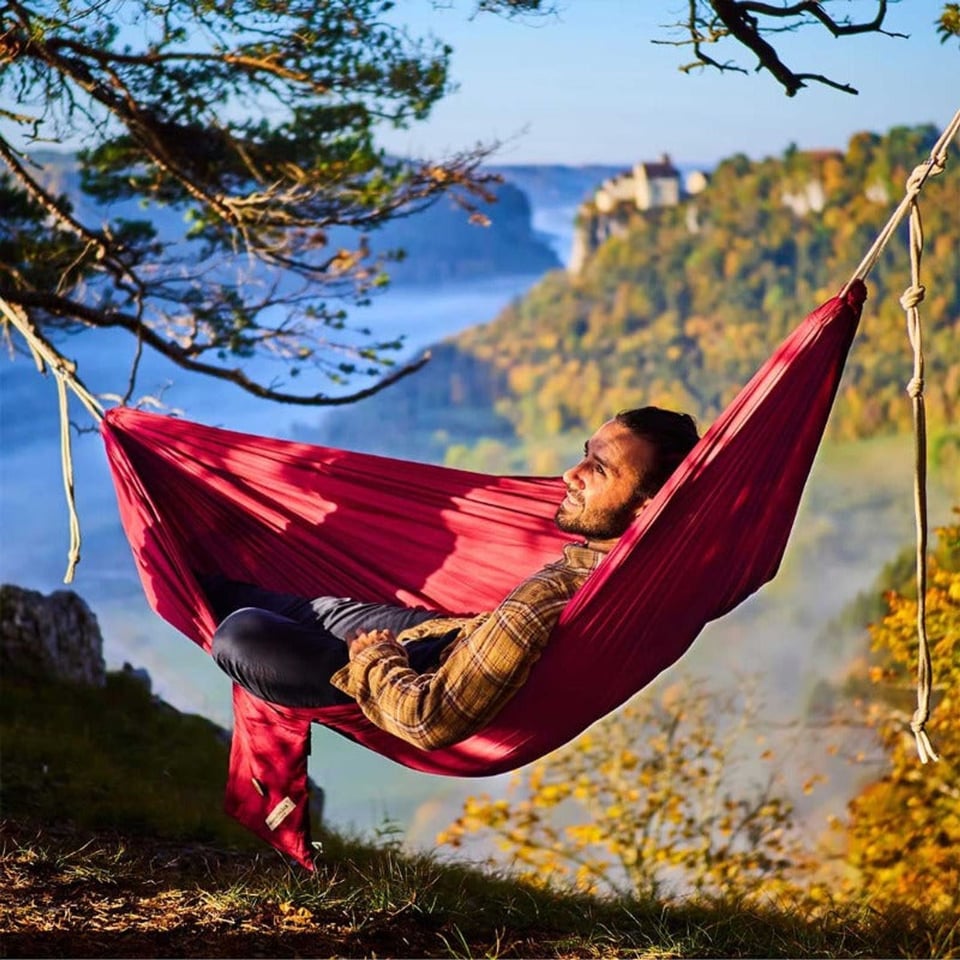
[[561, 541, 606, 573]]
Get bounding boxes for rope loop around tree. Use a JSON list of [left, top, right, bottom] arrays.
[[0, 297, 104, 583]]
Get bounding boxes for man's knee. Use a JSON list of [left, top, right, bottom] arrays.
[[210, 606, 352, 708], [212, 607, 271, 672]]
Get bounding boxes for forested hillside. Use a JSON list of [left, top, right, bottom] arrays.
[[315, 125, 959, 473], [466, 125, 958, 438]]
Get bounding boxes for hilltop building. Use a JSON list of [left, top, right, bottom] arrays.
[[593, 154, 682, 214], [570, 153, 709, 274]]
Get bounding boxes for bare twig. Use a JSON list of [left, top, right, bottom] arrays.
[[657, 0, 903, 96], [4, 287, 432, 406]]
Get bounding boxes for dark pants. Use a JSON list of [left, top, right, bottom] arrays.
[[202, 576, 457, 709]]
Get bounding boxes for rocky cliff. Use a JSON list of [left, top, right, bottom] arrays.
[[1, 584, 106, 686], [1, 583, 327, 828]]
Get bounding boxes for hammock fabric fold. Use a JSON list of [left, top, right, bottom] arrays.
[[102, 281, 866, 867]]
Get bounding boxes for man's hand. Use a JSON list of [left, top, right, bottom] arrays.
[[347, 628, 397, 658]]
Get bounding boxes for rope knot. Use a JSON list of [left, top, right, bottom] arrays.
[[910, 711, 940, 765], [906, 155, 946, 194], [906, 377, 924, 398], [906, 164, 927, 193], [899, 284, 925, 311]]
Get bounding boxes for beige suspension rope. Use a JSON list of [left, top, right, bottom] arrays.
[[901, 196, 938, 765], [0, 296, 104, 584], [841, 107, 960, 763]]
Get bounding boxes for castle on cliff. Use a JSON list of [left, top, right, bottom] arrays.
[[567, 148, 854, 275], [569, 154, 709, 273]]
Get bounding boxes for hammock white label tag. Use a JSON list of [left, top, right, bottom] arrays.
[[265, 796, 296, 832]]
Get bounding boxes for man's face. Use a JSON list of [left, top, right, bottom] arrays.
[[554, 419, 656, 546]]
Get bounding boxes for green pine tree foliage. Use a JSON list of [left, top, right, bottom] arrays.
[[0, 0, 497, 403]]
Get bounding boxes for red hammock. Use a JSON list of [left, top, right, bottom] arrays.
[[102, 281, 865, 867]]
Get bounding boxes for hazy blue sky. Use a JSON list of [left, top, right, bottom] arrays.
[[379, 1, 958, 166]]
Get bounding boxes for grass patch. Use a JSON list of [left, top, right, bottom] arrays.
[[2, 817, 956, 958], [1, 670, 258, 850]]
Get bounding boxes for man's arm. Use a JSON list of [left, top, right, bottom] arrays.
[[330, 562, 579, 750]]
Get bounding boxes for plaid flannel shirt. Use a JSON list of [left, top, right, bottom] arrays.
[[329, 542, 604, 750]]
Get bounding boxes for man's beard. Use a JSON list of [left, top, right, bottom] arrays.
[[554, 494, 641, 541]]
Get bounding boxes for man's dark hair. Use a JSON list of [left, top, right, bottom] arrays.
[[616, 407, 700, 499]]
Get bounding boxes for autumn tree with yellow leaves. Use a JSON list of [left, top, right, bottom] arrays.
[[831, 513, 959, 913], [439, 679, 814, 901]]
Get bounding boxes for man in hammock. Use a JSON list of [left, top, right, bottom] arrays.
[[206, 406, 699, 750]]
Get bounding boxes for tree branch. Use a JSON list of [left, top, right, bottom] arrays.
[[3, 288, 432, 406], [660, 0, 906, 96], [0, 134, 147, 297], [740, 1, 906, 39]]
